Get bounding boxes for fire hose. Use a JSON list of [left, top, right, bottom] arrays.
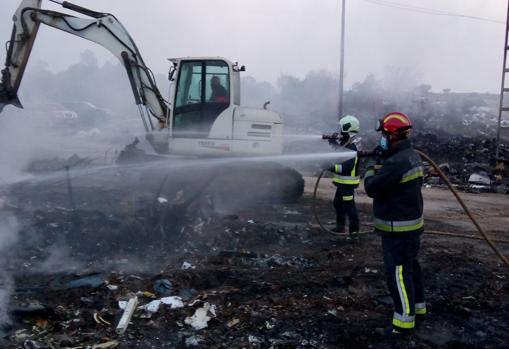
[[312, 149, 509, 268]]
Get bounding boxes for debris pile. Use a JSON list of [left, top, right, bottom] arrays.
[[412, 133, 508, 193], [0, 169, 507, 348]]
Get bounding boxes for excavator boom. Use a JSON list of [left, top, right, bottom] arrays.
[[0, 0, 168, 131]]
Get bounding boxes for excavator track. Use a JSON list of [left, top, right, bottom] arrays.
[[205, 162, 305, 205], [116, 141, 305, 206]]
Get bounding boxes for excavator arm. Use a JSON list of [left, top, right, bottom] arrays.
[[0, 0, 168, 131]]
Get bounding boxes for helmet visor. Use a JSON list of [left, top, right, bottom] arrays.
[[375, 119, 383, 132]]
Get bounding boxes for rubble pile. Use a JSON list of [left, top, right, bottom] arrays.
[[412, 133, 508, 193]]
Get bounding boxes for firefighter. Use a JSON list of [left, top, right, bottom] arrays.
[[328, 115, 361, 239], [364, 112, 426, 337]]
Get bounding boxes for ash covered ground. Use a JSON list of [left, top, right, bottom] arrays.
[[0, 159, 507, 349], [0, 92, 508, 348]]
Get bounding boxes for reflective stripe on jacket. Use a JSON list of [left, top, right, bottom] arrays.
[[332, 143, 360, 188], [364, 140, 424, 235]]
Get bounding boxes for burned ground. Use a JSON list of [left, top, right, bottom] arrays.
[[0, 166, 508, 349]]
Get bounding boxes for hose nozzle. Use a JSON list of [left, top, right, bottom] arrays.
[[322, 133, 339, 140]]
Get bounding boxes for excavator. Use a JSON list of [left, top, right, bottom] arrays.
[[0, 0, 304, 203]]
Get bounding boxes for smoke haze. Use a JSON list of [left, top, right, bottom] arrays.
[[0, 0, 506, 93]]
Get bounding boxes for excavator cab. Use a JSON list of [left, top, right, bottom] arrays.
[[166, 57, 285, 156], [172, 59, 232, 138]]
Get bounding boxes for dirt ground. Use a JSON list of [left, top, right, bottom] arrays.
[[1, 171, 508, 349]]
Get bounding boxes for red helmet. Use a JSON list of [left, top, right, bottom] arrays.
[[376, 112, 412, 138]]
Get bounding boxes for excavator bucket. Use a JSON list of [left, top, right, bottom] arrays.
[[0, 88, 23, 113], [0, 0, 41, 114], [0, 83, 23, 113]]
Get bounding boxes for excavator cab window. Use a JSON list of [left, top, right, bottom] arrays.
[[174, 60, 230, 138]]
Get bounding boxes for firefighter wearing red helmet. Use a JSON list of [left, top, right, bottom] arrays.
[[364, 112, 426, 337]]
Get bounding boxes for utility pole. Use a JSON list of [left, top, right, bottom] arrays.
[[338, 0, 346, 119], [496, 0, 509, 161]]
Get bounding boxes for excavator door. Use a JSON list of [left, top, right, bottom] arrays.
[[172, 59, 232, 138]]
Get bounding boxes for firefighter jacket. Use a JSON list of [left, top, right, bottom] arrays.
[[331, 143, 360, 189], [364, 140, 424, 236]]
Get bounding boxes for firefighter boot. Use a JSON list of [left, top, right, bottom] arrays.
[[346, 231, 359, 242]]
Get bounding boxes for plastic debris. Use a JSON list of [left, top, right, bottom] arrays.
[[153, 279, 173, 296], [106, 284, 118, 291], [141, 300, 161, 313], [161, 296, 184, 309], [136, 296, 184, 315], [116, 296, 138, 335], [138, 291, 156, 298], [468, 172, 491, 186], [157, 196, 168, 204], [181, 261, 196, 270], [184, 303, 216, 330]]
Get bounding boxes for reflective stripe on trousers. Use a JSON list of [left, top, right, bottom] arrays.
[[392, 313, 415, 329], [415, 302, 427, 315], [393, 265, 415, 329], [374, 216, 424, 233]]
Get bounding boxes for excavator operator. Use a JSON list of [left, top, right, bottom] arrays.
[[209, 76, 228, 103]]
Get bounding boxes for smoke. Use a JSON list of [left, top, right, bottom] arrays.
[[241, 67, 499, 140], [33, 245, 85, 274], [0, 211, 19, 326], [0, 109, 46, 183]]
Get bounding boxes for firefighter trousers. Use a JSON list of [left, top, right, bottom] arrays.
[[381, 233, 425, 331], [333, 187, 359, 233]]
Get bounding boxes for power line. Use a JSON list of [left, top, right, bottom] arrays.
[[363, 0, 505, 24]]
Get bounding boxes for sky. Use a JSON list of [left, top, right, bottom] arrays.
[[0, 0, 507, 93]]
